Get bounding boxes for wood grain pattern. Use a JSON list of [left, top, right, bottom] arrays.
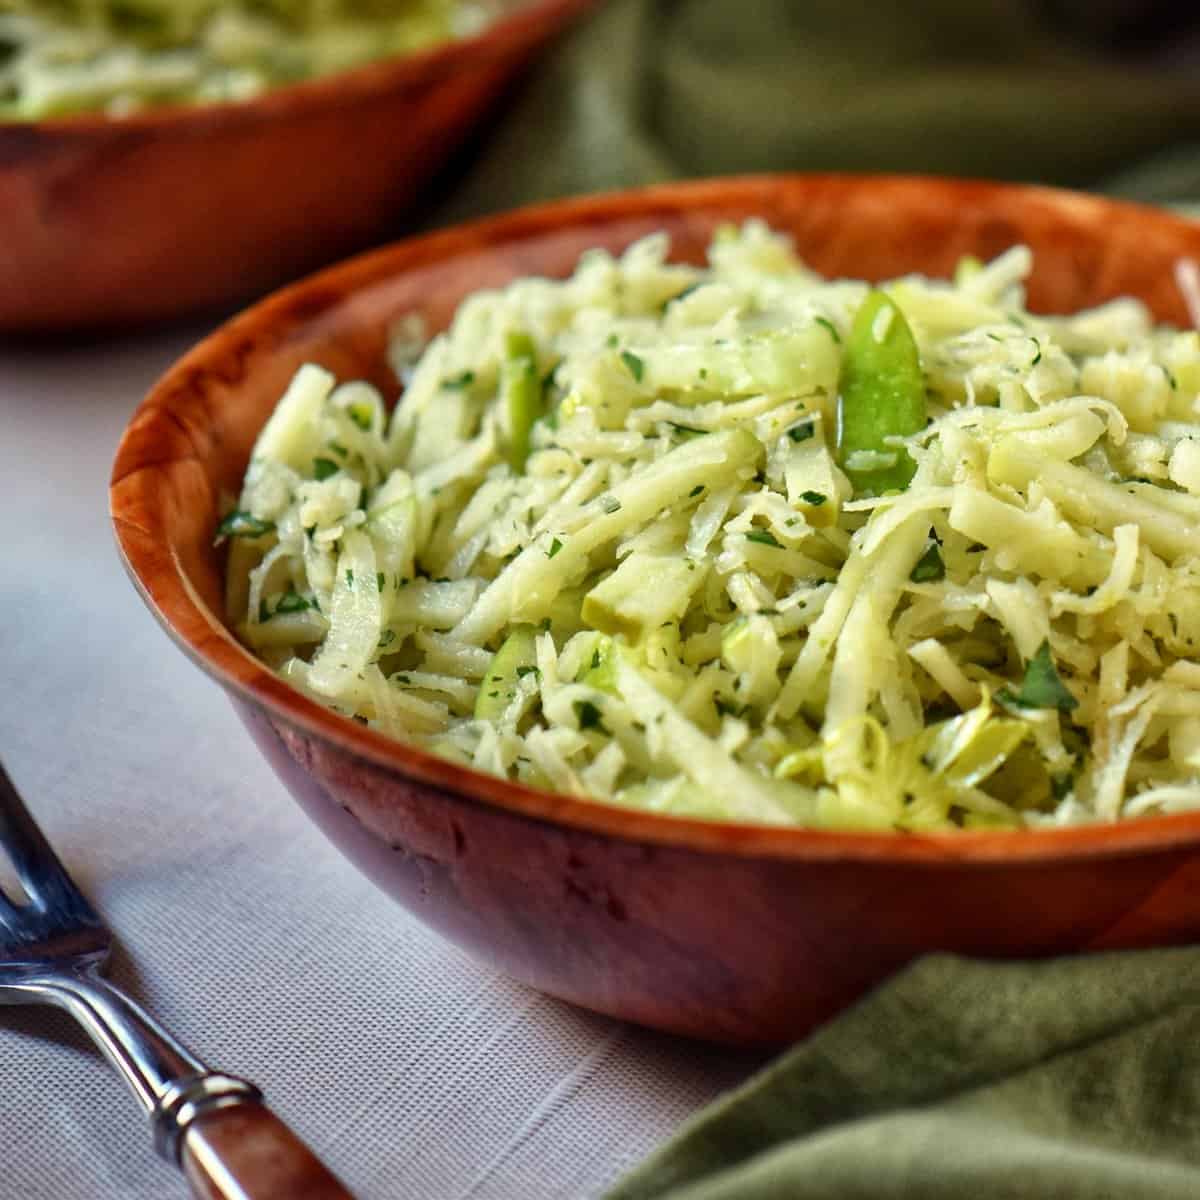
[[0, 0, 597, 333], [110, 175, 1200, 1045], [181, 1103, 354, 1200]]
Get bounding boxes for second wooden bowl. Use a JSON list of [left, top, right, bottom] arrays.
[[0, 0, 596, 333]]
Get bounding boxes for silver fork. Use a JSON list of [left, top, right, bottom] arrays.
[[0, 761, 355, 1200]]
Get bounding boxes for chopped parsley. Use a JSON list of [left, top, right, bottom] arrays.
[[745, 529, 782, 548], [620, 350, 645, 382], [312, 457, 339, 481], [999, 641, 1079, 712], [800, 490, 827, 507], [689, 485, 705, 497], [274, 590, 310, 614], [909, 542, 945, 583], [347, 403, 373, 431], [664, 282, 702, 309], [786, 419, 816, 443], [547, 537, 563, 559], [213, 511, 274, 544], [442, 370, 476, 390], [574, 699, 608, 733], [814, 316, 841, 344]]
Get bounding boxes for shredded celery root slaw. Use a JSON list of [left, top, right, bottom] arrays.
[[220, 223, 1200, 831], [0, 1, 495, 118]]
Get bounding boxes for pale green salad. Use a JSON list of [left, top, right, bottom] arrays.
[[0, 0, 495, 118], [220, 223, 1200, 831]]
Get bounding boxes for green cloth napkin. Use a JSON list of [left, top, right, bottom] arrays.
[[605, 950, 1200, 1199], [433, 0, 1200, 223], [429, 3, 1200, 1195]]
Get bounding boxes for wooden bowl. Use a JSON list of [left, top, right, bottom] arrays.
[[111, 175, 1200, 1046], [0, 0, 596, 334]]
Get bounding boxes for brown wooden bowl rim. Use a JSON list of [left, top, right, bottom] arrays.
[[0, 0, 596, 138], [111, 172, 1200, 865]]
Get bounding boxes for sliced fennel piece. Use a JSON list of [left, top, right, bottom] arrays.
[[307, 530, 383, 698], [613, 655, 803, 825], [475, 627, 538, 720], [452, 429, 761, 645]]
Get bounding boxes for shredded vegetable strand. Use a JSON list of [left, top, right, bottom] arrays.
[[223, 222, 1200, 830]]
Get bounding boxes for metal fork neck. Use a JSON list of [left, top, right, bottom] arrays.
[[4, 963, 260, 1162]]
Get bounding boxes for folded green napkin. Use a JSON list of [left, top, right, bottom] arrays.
[[434, 0, 1200, 223], [430, 4, 1200, 1195], [605, 950, 1200, 1199]]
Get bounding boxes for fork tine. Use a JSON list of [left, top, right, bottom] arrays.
[[0, 760, 99, 921]]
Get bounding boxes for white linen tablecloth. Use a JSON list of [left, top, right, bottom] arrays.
[[0, 331, 760, 1200]]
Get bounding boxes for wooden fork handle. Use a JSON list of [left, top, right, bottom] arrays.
[[181, 1101, 355, 1200]]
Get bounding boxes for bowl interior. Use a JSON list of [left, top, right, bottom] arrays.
[[111, 173, 1200, 859]]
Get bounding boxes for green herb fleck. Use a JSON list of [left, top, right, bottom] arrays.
[[274, 590, 310, 614], [1051, 773, 1075, 802], [312, 457, 339, 481], [689, 485, 705, 497], [668, 422, 707, 438], [1000, 641, 1079, 712], [787, 420, 815, 443], [516, 665, 541, 680], [345, 570, 355, 588], [376, 572, 385, 593], [442, 370, 476, 390], [800, 491, 827, 507], [574, 699, 608, 733], [605, 333, 619, 349], [909, 542, 945, 583], [213, 511, 274, 545], [348, 403, 372, 431], [746, 530, 782, 548], [814, 316, 841, 344], [620, 350, 645, 382], [378, 630, 396, 649], [547, 537, 563, 559], [1030, 337, 1042, 367], [664, 282, 702, 309]]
